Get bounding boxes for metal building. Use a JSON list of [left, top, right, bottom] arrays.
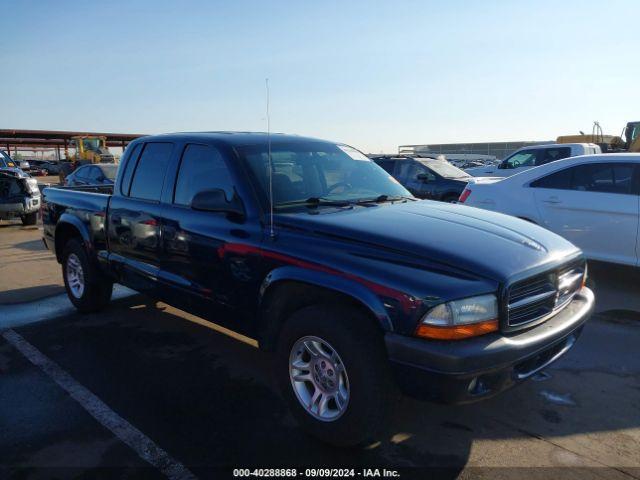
[[398, 140, 553, 160]]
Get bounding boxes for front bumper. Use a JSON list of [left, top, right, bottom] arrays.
[[0, 196, 40, 218], [385, 286, 594, 404]]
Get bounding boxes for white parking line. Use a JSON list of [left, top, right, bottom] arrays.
[[2, 329, 197, 480], [0, 285, 136, 330]]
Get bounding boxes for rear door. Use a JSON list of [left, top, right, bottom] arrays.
[[532, 162, 639, 266], [107, 142, 174, 294]]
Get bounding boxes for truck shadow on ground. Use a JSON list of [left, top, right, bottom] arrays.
[[8, 296, 640, 477], [11, 239, 46, 252], [0, 284, 65, 305]]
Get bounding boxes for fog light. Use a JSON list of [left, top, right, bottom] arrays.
[[468, 377, 488, 396]]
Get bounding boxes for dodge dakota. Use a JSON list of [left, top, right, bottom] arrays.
[[42, 132, 594, 446]]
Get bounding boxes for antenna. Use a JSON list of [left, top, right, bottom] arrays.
[[266, 78, 275, 239]]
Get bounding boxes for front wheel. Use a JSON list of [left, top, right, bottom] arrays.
[[276, 304, 395, 446], [62, 238, 113, 313]]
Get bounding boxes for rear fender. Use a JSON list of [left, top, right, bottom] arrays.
[[54, 213, 92, 261]]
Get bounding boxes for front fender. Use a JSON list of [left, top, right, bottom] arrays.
[[260, 265, 394, 332]]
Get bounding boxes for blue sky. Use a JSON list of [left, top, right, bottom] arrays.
[[1, 0, 638, 152]]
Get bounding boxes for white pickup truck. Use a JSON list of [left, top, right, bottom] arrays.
[[465, 143, 601, 177]]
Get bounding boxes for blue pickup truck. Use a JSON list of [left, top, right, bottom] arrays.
[[42, 132, 594, 446]]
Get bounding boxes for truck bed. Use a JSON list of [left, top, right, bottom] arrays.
[[42, 184, 114, 258]]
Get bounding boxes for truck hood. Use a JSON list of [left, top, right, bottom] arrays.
[[277, 201, 580, 282]]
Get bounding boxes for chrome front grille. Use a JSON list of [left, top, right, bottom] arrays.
[[507, 260, 585, 329]]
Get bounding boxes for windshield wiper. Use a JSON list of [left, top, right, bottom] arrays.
[[356, 194, 416, 204], [305, 197, 353, 207], [277, 197, 353, 208]]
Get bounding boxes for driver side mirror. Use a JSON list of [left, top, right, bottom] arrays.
[[191, 189, 244, 218], [497, 162, 508, 169]]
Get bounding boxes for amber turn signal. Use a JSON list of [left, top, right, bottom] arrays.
[[415, 319, 499, 340]]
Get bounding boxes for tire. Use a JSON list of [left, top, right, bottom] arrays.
[[443, 194, 459, 203], [276, 304, 395, 447], [62, 238, 113, 313], [21, 212, 38, 225]]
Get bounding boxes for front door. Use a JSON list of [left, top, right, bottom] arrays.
[[159, 143, 263, 332], [498, 149, 540, 177], [396, 161, 434, 198]]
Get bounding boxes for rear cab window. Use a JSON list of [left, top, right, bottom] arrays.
[[119, 143, 142, 195], [128, 143, 174, 201]]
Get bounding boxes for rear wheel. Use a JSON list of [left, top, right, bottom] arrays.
[[62, 238, 113, 313], [21, 212, 38, 225], [443, 194, 459, 203], [276, 304, 394, 446]]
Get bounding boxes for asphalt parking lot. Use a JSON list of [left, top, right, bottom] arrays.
[[1, 220, 639, 479]]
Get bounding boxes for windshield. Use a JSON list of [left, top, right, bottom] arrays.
[[419, 160, 469, 178], [101, 165, 118, 180], [239, 142, 411, 207], [0, 150, 15, 168], [82, 138, 102, 151]]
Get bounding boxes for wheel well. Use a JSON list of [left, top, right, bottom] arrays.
[[54, 223, 82, 262], [517, 216, 538, 224], [258, 280, 382, 351]]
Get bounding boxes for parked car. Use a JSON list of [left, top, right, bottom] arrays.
[[371, 155, 473, 202], [459, 153, 640, 267], [42, 132, 593, 446], [0, 167, 41, 225], [64, 163, 118, 186], [1, 150, 19, 169], [465, 143, 601, 178], [29, 160, 61, 175]]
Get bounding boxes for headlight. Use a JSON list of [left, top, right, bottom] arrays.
[[416, 294, 499, 340], [26, 178, 40, 194]]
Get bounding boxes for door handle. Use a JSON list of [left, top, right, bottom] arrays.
[[543, 196, 562, 204]]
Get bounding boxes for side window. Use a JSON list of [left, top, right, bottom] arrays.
[[396, 161, 421, 182], [174, 144, 234, 206], [505, 150, 538, 169], [530, 168, 572, 189], [377, 160, 396, 175], [119, 143, 142, 195], [129, 143, 174, 201], [571, 163, 634, 194], [539, 147, 571, 166], [421, 167, 436, 181]]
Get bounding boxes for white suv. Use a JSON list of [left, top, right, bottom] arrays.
[[465, 143, 601, 178]]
